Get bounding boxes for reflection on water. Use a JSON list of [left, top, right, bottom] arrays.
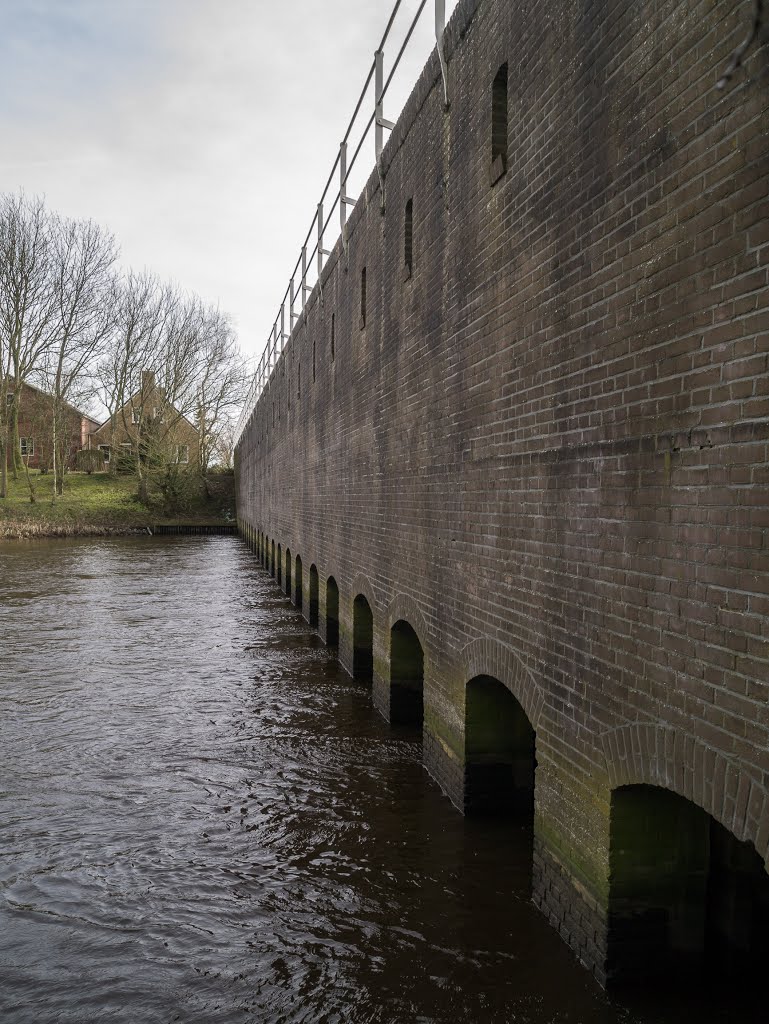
[[0, 538, 759, 1022]]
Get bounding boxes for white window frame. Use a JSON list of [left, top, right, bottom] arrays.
[[176, 444, 189, 464], [20, 437, 34, 457], [131, 408, 141, 424], [99, 444, 111, 464]]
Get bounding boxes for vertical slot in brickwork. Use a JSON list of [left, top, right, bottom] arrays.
[[404, 198, 413, 280], [490, 63, 508, 185]]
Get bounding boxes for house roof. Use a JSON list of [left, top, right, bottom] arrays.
[[6, 378, 100, 425], [90, 385, 199, 436]]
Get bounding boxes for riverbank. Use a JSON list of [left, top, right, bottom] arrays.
[[0, 472, 234, 540]]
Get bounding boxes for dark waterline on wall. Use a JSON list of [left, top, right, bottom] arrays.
[[0, 537, 761, 1023]]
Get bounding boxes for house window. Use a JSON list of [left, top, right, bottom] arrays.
[[19, 437, 34, 457], [404, 198, 413, 279], [99, 444, 111, 464], [176, 444, 189, 464], [5, 392, 14, 406], [131, 408, 141, 424], [360, 267, 367, 329], [490, 63, 508, 185]]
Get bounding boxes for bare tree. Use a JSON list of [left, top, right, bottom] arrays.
[[1, 192, 245, 509], [209, 412, 237, 470], [194, 306, 247, 473], [0, 192, 58, 497], [37, 215, 118, 496], [97, 278, 199, 505], [96, 270, 168, 491]]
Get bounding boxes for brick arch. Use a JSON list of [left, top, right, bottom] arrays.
[[350, 573, 379, 617], [322, 566, 340, 590], [459, 637, 545, 731], [386, 593, 428, 650], [600, 722, 769, 868]]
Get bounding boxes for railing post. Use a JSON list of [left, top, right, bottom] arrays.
[[319, 201, 331, 280], [290, 276, 298, 325], [340, 141, 348, 231], [435, 0, 449, 107], [375, 48, 396, 164], [302, 245, 310, 304], [375, 49, 384, 161]]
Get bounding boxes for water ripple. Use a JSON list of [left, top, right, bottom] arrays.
[[0, 537, 754, 1023]]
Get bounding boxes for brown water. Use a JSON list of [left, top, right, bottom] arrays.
[[0, 537, 759, 1023]]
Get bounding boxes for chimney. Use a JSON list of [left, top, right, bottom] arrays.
[[141, 370, 155, 393]]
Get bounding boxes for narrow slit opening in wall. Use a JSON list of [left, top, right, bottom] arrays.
[[312, 341, 316, 382], [404, 198, 413, 279], [360, 267, 366, 329], [331, 313, 335, 361], [297, 362, 301, 400], [491, 62, 508, 185]]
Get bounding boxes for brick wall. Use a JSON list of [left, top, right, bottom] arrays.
[[236, 0, 769, 981], [9, 381, 85, 471]]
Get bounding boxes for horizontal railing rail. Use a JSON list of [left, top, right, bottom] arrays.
[[235, 0, 450, 444]]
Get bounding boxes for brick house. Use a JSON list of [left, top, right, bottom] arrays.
[[88, 372, 200, 470], [4, 380, 100, 472]]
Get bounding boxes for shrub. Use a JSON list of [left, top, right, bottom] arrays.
[[75, 449, 105, 474]]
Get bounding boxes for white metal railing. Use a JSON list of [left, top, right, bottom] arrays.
[[235, 0, 450, 444]]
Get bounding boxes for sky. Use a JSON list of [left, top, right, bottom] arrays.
[[0, 0, 459, 370]]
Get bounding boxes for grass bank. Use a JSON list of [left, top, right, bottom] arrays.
[[0, 472, 235, 540]]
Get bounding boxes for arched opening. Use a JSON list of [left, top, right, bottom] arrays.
[[608, 785, 769, 987], [326, 576, 339, 646], [285, 548, 292, 597], [309, 565, 319, 628], [353, 594, 373, 683], [464, 675, 535, 818], [389, 620, 423, 727], [270, 540, 275, 577], [295, 554, 303, 610], [277, 544, 282, 585]]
